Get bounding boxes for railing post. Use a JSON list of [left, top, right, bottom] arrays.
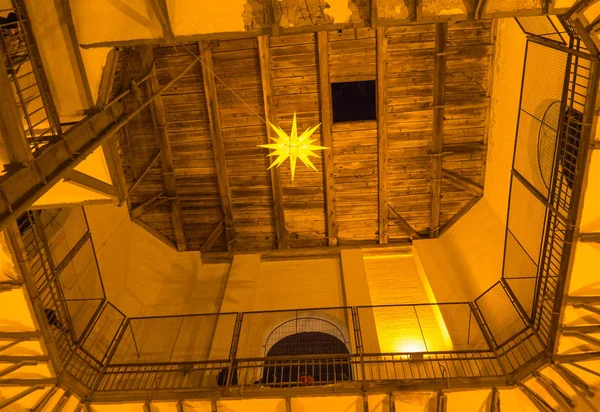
[[351, 307, 367, 383], [224, 312, 243, 394], [89, 317, 130, 394]]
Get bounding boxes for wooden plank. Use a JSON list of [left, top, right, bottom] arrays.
[[317, 32, 338, 247], [388, 204, 421, 239], [258, 36, 288, 249], [200, 41, 237, 251], [65, 170, 119, 199], [442, 168, 483, 196], [149, 0, 175, 41], [149, 64, 187, 251], [377, 27, 388, 244], [200, 219, 224, 253], [430, 22, 448, 238]]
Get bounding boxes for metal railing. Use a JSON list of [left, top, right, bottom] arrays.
[[0, 0, 61, 154], [9, 14, 599, 401]]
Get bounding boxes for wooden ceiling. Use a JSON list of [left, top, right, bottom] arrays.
[[106, 22, 494, 253]]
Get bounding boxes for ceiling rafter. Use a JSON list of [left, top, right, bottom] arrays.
[[199, 41, 237, 252], [64, 170, 119, 200], [429, 22, 448, 238], [317, 32, 338, 247], [257, 36, 288, 249], [130, 192, 166, 219], [377, 27, 389, 244], [148, 63, 187, 251], [201, 219, 224, 253]]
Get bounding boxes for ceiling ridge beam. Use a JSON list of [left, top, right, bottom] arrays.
[[200, 41, 237, 252], [258, 36, 288, 249], [149, 63, 187, 252], [429, 22, 448, 238], [377, 27, 389, 244], [64, 170, 119, 199], [317, 32, 338, 247], [442, 168, 484, 196], [388, 204, 420, 239]]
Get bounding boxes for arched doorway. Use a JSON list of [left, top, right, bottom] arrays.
[[259, 318, 352, 386]]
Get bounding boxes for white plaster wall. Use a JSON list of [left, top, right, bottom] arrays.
[[415, 18, 526, 302], [364, 255, 429, 304]]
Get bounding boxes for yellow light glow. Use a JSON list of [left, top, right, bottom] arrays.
[[395, 341, 427, 353], [258, 112, 328, 181]]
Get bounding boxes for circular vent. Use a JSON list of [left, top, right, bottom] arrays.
[[538, 101, 561, 190]]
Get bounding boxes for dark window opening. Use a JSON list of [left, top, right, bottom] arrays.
[[331, 80, 376, 123], [258, 331, 352, 387]]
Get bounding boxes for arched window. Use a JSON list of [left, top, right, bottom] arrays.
[[258, 318, 352, 387]]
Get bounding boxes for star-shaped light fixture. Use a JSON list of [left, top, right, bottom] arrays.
[[258, 113, 328, 181]]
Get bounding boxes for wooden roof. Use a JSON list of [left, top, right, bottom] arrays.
[[108, 22, 494, 253]]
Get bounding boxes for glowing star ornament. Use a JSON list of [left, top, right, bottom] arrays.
[[258, 113, 328, 182]]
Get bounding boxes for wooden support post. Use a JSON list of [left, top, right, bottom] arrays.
[[53, 390, 72, 412], [200, 42, 237, 251], [144, 401, 152, 412], [377, 28, 388, 244], [429, 22, 448, 238], [149, 0, 175, 41], [518, 383, 556, 412], [442, 169, 484, 196], [317, 32, 338, 247], [0, 331, 40, 339], [177, 400, 184, 412], [371, 0, 378, 28], [436, 390, 447, 412], [552, 363, 595, 397], [564, 0, 600, 19], [285, 398, 292, 412], [562, 325, 600, 333], [0, 360, 36, 377], [257, 36, 288, 249], [553, 351, 600, 363], [65, 170, 119, 199], [149, 64, 187, 251], [475, 0, 490, 19], [489, 387, 500, 412]]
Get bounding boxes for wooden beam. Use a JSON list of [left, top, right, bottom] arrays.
[[552, 365, 598, 412], [199, 42, 237, 251], [534, 373, 576, 412], [126, 151, 161, 198], [0, 385, 45, 409], [562, 325, 600, 333], [30, 386, 58, 412], [572, 303, 600, 315], [317, 32, 338, 247], [489, 388, 500, 412], [553, 351, 600, 363], [132, 218, 177, 251], [388, 204, 420, 239], [377, 28, 388, 244], [429, 23, 448, 238], [131, 192, 166, 219], [58, 0, 94, 108], [475, 0, 489, 19], [0, 58, 199, 231], [149, 0, 175, 42], [439, 196, 480, 235], [371, 0, 378, 28], [53, 390, 72, 412], [564, 0, 600, 19], [567, 295, 600, 304], [562, 331, 600, 348], [270, 0, 281, 35], [201, 219, 224, 253], [518, 383, 556, 412], [442, 169, 484, 196], [149, 64, 187, 252], [65, 170, 119, 199], [579, 232, 600, 242], [257, 36, 288, 249]]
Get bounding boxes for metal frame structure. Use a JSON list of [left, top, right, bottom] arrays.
[[2, 4, 600, 410]]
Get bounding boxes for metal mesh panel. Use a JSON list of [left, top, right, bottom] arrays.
[[237, 308, 353, 359], [82, 303, 126, 363], [358, 304, 487, 353], [65, 298, 103, 340], [475, 283, 527, 347], [515, 16, 567, 44], [503, 231, 538, 279], [507, 178, 547, 262], [504, 278, 536, 318], [58, 238, 104, 301], [40, 208, 88, 268], [515, 42, 568, 197], [110, 313, 237, 364]]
